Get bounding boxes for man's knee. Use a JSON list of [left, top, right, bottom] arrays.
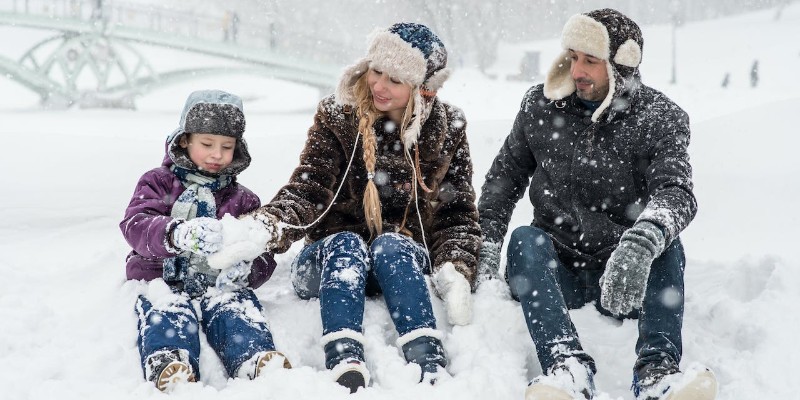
[[509, 226, 554, 251], [507, 226, 557, 273], [506, 226, 560, 299]]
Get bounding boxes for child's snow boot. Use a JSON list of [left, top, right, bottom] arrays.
[[398, 329, 448, 385], [145, 349, 196, 392], [322, 329, 370, 393], [525, 357, 595, 400], [633, 361, 717, 400], [237, 350, 292, 379]]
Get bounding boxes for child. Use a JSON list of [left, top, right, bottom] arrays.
[[120, 89, 291, 392]]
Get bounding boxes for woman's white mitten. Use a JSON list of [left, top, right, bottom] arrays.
[[433, 262, 473, 326]]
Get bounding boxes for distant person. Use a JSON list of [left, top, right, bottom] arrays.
[[231, 11, 240, 43], [477, 8, 717, 400], [721, 72, 730, 88], [222, 11, 231, 41], [120, 90, 291, 392], [234, 22, 480, 392], [750, 60, 759, 88]]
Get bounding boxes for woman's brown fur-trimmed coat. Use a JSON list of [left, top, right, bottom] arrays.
[[251, 94, 481, 287]]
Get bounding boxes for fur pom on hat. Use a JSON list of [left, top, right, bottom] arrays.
[[544, 8, 644, 122], [336, 23, 450, 148]]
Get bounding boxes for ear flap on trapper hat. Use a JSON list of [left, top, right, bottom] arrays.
[[613, 38, 642, 68]]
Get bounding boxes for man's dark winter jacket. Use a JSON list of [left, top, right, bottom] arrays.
[[478, 83, 696, 264], [252, 95, 482, 286]]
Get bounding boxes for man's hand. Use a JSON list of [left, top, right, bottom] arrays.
[[600, 221, 666, 315], [477, 241, 502, 283]]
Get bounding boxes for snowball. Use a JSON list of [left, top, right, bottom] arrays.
[[206, 214, 269, 269]]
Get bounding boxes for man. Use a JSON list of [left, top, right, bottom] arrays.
[[477, 9, 717, 400]]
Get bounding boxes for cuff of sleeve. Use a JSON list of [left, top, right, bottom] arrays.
[[164, 218, 184, 255], [627, 221, 667, 257]]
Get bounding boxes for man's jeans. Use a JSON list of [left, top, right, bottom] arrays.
[[506, 226, 685, 374], [291, 231, 436, 336]]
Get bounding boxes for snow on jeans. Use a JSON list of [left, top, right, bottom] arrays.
[[506, 225, 685, 375], [136, 288, 277, 379], [291, 231, 436, 337]]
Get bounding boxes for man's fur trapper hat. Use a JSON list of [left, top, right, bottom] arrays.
[[336, 22, 450, 149], [544, 8, 644, 122]]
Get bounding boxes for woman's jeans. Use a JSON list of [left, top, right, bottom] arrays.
[[506, 226, 685, 375], [291, 231, 436, 336], [136, 287, 276, 379]]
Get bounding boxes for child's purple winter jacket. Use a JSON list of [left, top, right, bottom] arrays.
[[120, 155, 277, 289]]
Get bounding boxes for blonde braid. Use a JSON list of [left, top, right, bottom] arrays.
[[354, 75, 383, 236]]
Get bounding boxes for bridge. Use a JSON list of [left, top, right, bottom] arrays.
[[0, 0, 346, 108]]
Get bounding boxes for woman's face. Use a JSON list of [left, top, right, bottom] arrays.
[[366, 68, 412, 123]]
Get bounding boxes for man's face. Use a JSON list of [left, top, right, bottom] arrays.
[[569, 49, 610, 102]]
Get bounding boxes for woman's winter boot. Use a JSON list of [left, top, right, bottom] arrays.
[[398, 329, 448, 384], [322, 329, 370, 393]]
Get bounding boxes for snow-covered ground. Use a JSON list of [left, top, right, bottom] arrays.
[[0, 5, 798, 400]]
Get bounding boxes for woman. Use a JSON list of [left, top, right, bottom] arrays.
[[249, 22, 481, 392]]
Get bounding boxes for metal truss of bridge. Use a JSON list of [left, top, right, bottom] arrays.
[[0, 4, 339, 108]]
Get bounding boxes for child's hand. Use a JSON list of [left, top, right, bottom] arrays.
[[172, 217, 223, 256], [215, 260, 251, 291]]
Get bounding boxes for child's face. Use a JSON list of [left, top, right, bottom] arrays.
[[180, 133, 236, 174]]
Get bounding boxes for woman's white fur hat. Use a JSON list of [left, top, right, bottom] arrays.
[[335, 23, 451, 148]]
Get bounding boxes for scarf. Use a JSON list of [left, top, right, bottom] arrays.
[[163, 165, 233, 298]]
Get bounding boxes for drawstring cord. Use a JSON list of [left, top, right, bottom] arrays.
[[281, 133, 361, 230], [282, 118, 433, 270], [405, 145, 433, 269]]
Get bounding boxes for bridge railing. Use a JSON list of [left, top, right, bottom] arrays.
[[1, 0, 356, 64]]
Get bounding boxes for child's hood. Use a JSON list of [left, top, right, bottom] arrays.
[[163, 89, 252, 176]]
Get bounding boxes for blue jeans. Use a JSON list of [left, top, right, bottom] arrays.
[[506, 226, 685, 375], [136, 288, 276, 378], [291, 231, 436, 336]]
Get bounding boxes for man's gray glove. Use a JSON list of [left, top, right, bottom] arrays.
[[600, 221, 666, 315], [477, 241, 502, 283]]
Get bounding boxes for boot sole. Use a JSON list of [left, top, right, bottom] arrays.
[[256, 350, 292, 376], [664, 370, 718, 400], [336, 370, 366, 394], [525, 383, 574, 400], [156, 361, 195, 392]]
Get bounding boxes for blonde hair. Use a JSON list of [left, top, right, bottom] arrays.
[[352, 73, 414, 237]]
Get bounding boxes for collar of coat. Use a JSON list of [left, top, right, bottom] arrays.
[[543, 50, 642, 124], [329, 95, 449, 162]]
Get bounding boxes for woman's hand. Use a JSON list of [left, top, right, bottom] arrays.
[[433, 262, 473, 326]]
